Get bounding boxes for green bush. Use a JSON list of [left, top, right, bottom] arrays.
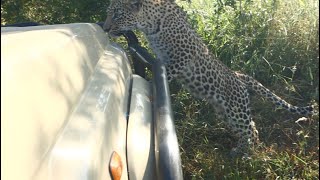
[[1, 0, 109, 25], [175, 0, 319, 178], [2, 0, 319, 178]]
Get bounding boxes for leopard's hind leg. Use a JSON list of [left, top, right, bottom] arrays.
[[224, 86, 260, 155]]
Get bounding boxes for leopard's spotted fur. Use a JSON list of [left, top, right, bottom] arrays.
[[103, 0, 314, 154]]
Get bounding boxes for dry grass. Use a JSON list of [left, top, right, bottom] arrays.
[[171, 0, 319, 179]]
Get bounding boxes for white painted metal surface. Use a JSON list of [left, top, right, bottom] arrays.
[[1, 23, 133, 180], [127, 75, 155, 180]]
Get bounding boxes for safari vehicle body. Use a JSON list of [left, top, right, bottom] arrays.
[[1, 23, 182, 180]]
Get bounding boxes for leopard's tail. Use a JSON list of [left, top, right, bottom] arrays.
[[235, 72, 314, 116]]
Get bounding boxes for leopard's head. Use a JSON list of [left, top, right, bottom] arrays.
[[103, 0, 175, 36], [103, 0, 142, 36]]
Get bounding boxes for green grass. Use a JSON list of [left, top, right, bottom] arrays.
[[168, 0, 319, 179], [2, 0, 318, 178]]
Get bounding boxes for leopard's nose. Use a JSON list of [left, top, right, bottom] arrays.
[[103, 21, 111, 32]]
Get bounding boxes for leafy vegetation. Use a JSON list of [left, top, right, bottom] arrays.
[[2, 0, 319, 179], [1, 0, 109, 25], [174, 0, 319, 179]]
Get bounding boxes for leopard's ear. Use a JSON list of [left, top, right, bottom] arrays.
[[127, 0, 142, 13]]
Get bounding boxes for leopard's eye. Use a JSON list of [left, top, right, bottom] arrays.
[[106, 6, 113, 14], [112, 10, 124, 21], [112, 13, 117, 20]]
